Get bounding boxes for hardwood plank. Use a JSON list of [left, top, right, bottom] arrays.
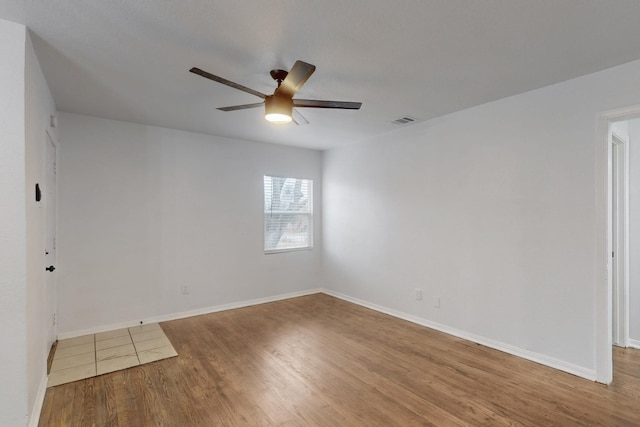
[[39, 294, 640, 426]]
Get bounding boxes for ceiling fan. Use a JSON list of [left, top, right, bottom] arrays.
[[189, 60, 362, 124]]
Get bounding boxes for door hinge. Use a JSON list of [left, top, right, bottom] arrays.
[[612, 251, 615, 258]]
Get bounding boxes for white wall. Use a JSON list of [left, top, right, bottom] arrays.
[[0, 19, 36, 427], [0, 18, 28, 427], [323, 58, 640, 378], [24, 30, 59, 422], [610, 121, 629, 140], [628, 118, 640, 345], [0, 21, 58, 427], [57, 113, 322, 335]]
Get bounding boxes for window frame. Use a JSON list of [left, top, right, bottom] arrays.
[[263, 175, 313, 254]]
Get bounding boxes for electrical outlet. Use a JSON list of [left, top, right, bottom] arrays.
[[415, 288, 423, 300], [181, 285, 191, 295], [52, 313, 56, 326], [433, 296, 441, 308]]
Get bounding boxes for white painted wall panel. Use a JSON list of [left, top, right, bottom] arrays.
[[323, 59, 640, 374], [57, 114, 322, 335], [0, 18, 28, 427]]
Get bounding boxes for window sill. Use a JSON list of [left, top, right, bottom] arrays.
[[264, 246, 313, 255]]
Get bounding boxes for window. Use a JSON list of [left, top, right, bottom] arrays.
[[264, 175, 313, 252]]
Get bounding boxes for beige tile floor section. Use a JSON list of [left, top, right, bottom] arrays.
[[48, 323, 177, 387]]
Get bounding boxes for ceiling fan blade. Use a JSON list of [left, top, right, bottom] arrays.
[[292, 108, 310, 126], [190, 67, 267, 99], [293, 99, 362, 109], [276, 60, 316, 98], [217, 102, 265, 112]]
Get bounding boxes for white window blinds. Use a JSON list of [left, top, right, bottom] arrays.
[[264, 176, 313, 252]]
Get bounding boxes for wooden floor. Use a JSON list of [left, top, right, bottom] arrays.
[[39, 294, 640, 426]]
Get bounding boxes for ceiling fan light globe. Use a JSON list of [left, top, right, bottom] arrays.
[[265, 113, 292, 124]]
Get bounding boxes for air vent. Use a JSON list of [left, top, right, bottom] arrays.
[[390, 116, 418, 126]]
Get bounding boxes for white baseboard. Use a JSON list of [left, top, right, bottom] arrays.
[[322, 289, 597, 382], [56, 287, 598, 382], [28, 373, 48, 427], [628, 339, 640, 349], [57, 289, 323, 340]]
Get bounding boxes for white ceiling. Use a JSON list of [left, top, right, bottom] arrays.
[[4, 1, 640, 150]]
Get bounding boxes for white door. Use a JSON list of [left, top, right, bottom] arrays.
[[44, 131, 57, 346]]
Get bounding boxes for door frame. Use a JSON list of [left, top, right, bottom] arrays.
[[595, 105, 638, 384], [44, 129, 58, 347], [611, 132, 629, 348]]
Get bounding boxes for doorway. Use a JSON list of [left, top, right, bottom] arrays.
[[595, 107, 640, 384]]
